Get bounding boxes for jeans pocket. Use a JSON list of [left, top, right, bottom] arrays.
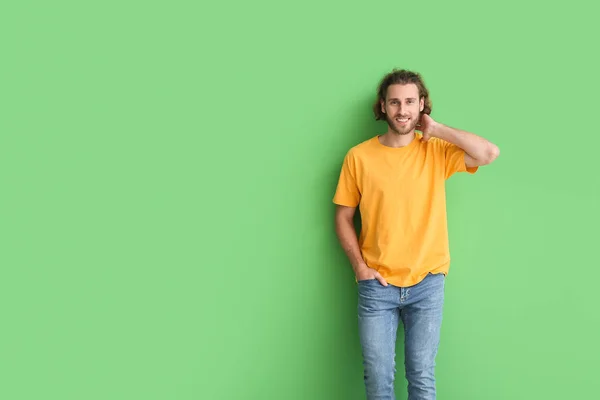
[[357, 278, 378, 284]]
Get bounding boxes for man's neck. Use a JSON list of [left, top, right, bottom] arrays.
[[378, 130, 416, 148]]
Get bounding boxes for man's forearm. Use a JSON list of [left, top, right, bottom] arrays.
[[433, 123, 500, 164], [335, 218, 368, 273]]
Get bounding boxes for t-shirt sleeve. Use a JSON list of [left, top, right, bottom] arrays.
[[332, 151, 361, 207], [444, 141, 479, 179]]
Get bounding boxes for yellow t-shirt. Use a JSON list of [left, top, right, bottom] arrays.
[[333, 132, 478, 287]]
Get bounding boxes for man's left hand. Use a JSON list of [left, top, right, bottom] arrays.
[[417, 114, 440, 142]]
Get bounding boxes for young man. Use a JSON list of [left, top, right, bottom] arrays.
[[333, 69, 499, 400]]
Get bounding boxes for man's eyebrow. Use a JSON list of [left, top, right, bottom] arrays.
[[388, 97, 418, 101]]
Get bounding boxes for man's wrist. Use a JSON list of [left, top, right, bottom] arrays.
[[431, 122, 447, 139], [353, 262, 369, 273]]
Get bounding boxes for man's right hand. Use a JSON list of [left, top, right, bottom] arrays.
[[355, 265, 388, 286]]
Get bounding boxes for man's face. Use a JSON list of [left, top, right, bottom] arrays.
[[381, 83, 424, 135]]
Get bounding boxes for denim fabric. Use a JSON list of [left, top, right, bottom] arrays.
[[357, 273, 445, 400]]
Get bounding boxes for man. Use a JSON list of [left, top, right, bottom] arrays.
[[333, 69, 499, 400]]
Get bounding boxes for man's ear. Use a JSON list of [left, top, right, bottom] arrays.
[[419, 97, 424, 113], [381, 100, 386, 113]]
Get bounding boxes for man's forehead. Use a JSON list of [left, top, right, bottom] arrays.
[[386, 83, 419, 98]]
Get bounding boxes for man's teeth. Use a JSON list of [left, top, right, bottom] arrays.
[[396, 118, 409, 122]]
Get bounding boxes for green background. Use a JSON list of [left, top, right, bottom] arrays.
[[2, 1, 599, 399]]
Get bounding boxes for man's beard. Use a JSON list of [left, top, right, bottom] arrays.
[[385, 113, 419, 135]]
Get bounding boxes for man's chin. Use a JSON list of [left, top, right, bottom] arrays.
[[388, 124, 413, 135], [386, 118, 417, 135]]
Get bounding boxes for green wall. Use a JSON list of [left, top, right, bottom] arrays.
[[2, 1, 599, 399]]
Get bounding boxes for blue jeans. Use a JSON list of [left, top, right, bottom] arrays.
[[357, 272, 445, 400]]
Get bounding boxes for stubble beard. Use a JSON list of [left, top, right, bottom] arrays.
[[385, 113, 420, 136]]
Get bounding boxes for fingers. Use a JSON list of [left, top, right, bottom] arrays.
[[375, 273, 388, 286]]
